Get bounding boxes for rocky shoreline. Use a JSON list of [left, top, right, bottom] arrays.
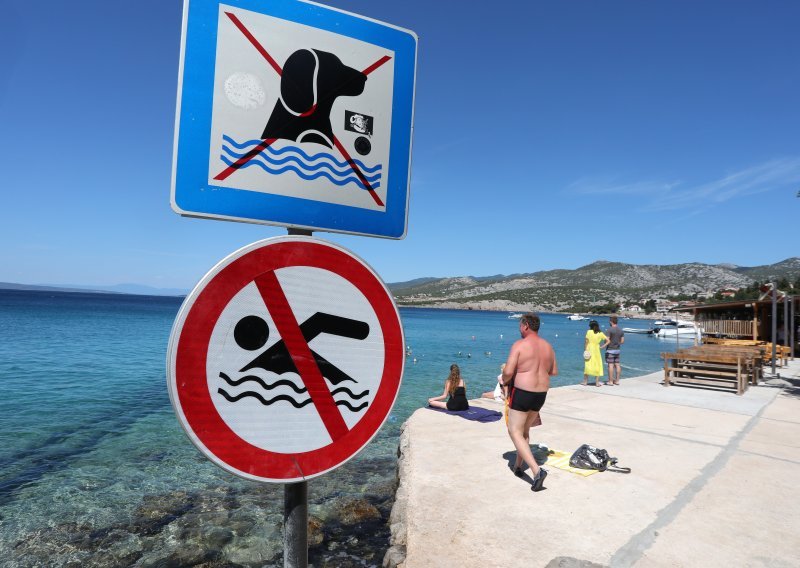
[[383, 423, 411, 568]]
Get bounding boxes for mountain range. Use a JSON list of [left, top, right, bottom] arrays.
[[0, 282, 188, 297], [387, 257, 800, 312], [2, 257, 798, 310]]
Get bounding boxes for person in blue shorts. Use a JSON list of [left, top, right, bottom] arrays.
[[605, 316, 625, 385]]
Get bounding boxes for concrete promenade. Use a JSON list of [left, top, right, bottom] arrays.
[[385, 360, 800, 568]]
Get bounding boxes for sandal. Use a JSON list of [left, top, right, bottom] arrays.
[[532, 468, 548, 492]]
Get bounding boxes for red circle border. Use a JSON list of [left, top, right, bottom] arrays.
[[172, 239, 403, 481]]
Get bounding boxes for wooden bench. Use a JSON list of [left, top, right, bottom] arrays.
[[661, 349, 759, 395], [704, 338, 789, 366], [685, 345, 764, 385]]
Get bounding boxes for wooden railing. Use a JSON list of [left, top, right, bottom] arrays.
[[698, 319, 753, 337]]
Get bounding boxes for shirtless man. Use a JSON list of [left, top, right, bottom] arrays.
[[500, 313, 558, 492]]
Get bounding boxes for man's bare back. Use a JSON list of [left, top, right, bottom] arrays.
[[502, 316, 558, 392]]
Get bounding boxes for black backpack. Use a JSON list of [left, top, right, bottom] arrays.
[[569, 444, 631, 473]]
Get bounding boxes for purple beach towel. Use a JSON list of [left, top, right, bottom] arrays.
[[426, 405, 503, 423]]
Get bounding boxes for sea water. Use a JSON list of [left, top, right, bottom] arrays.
[[0, 291, 669, 566]]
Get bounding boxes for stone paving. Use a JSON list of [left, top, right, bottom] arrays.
[[384, 359, 800, 568]]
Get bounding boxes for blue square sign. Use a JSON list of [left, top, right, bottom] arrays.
[[171, 0, 417, 238]]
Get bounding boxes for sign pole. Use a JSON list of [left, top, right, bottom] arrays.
[[784, 295, 789, 354], [285, 227, 310, 568], [284, 481, 308, 568], [771, 282, 777, 375], [791, 297, 796, 359]]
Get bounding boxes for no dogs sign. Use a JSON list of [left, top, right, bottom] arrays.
[[167, 237, 405, 482], [171, 0, 418, 238]]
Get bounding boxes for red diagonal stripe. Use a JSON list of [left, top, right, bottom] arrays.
[[333, 136, 384, 207], [255, 271, 349, 442], [214, 138, 276, 181], [225, 12, 282, 76], [362, 55, 391, 76]]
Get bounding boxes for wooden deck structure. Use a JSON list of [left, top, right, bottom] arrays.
[[676, 295, 798, 358]]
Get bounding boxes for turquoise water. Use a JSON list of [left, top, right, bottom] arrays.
[[0, 291, 669, 566]]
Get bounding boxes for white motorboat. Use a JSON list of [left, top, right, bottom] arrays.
[[507, 313, 523, 319], [654, 321, 702, 338], [566, 314, 588, 321]]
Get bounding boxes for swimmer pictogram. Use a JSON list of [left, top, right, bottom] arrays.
[[216, 311, 371, 413], [167, 237, 404, 482]]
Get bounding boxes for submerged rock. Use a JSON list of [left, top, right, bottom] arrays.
[[308, 515, 325, 547], [331, 497, 382, 526], [131, 491, 194, 536], [223, 531, 281, 566]]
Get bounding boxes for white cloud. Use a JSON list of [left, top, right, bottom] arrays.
[[568, 157, 800, 213]]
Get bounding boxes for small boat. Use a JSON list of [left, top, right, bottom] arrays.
[[507, 313, 523, 319], [622, 327, 655, 335], [566, 314, 588, 321]]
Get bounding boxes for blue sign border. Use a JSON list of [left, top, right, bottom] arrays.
[[171, 0, 417, 238]]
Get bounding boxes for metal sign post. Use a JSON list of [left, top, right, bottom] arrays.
[[286, 227, 310, 567], [791, 297, 796, 360], [784, 295, 789, 354], [169, 3, 415, 566], [771, 281, 777, 375], [284, 481, 308, 568], [167, 237, 405, 566]]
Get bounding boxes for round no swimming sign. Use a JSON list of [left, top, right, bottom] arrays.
[[167, 236, 404, 482]]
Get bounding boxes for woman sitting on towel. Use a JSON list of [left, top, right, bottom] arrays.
[[428, 364, 469, 411]]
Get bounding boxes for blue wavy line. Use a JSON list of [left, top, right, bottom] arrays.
[[222, 145, 381, 182], [220, 156, 381, 190], [222, 134, 381, 173]]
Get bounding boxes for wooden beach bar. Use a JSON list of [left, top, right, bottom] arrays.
[[662, 295, 798, 394]]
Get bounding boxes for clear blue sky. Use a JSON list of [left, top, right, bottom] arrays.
[[2, 0, 798, 290]]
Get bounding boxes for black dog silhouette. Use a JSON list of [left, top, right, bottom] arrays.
[[262, 49, 366, 148]]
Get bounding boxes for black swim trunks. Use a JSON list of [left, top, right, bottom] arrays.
[[508, 387, 547, 412]]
